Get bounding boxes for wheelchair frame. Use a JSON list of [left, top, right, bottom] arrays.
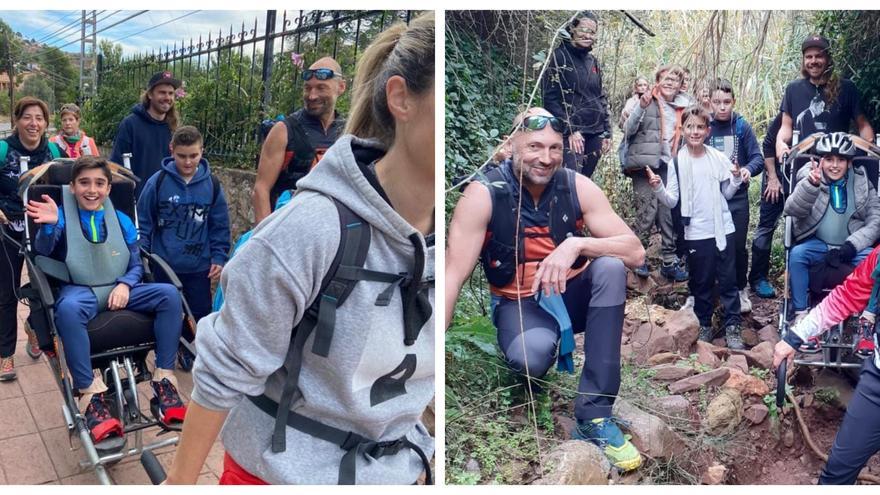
[[5, 154, 197, 484]]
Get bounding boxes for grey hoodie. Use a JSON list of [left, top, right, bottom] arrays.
[[190, 134, 435, 484]]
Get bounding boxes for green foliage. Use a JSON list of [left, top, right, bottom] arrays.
[[37, 47, 77, 109], [814, 386, 839, 405], [80, 59, 147, 145], [814, 11, 880, 127], [18, 76, 54, 108], [749, 366, 770, 380], [99, 40, 123, 68]]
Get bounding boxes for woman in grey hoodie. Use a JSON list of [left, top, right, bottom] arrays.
[[165, 13, 435, 485]]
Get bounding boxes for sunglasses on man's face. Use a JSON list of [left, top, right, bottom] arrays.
[[521, 115, 564, 133], [302, 68, 342, 81]]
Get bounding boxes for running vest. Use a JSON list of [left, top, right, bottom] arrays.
[[50, 133, 97, 159], [269, 115, 320, 208], [479, 161, 588, 298], [60, 186, 130, 310]]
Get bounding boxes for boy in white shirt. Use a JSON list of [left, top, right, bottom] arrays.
[[648, 105, 746, 349]]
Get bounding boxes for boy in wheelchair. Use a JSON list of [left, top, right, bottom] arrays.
[[25, 156, 188, 443], [783, 132, 880, 342]]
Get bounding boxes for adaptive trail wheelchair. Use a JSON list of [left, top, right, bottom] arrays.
[[1, 156, 198, 484], [778, 132, 880, 371]]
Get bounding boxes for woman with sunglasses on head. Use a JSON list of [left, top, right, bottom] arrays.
[[541, 10, 611, 178], [251, 58, 347, 224], [1, 97, 68, 381], [49, 104, 99, 159], [165, 12, 435, 485]]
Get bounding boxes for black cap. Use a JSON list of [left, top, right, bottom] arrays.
[[147, 70, 181, 91], [802, 35, 829, 53]]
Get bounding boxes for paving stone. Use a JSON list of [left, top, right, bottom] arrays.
[[0, 461, 6, 484], [0, 396, 38, 440], [26, 390, 67, 431], [197, 471, 219, 484], [0, 380, 23, 400], [109, 457, 153, 485], [61, 471, 102, 485], [40, 426, 86, 479], [17, 362, 57, 395], [0, 433, 57, 484]]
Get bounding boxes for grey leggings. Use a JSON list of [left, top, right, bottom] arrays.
[[493, 257, 626, 420]]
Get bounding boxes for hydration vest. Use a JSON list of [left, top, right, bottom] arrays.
[[479, 161, 588, 297], [269, 115, 318, 208], [49, 134, 97, 159]]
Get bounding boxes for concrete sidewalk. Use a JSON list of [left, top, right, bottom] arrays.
[[0, 297, 225, 485]]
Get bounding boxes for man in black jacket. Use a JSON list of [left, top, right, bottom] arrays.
[[541, 11, 611, 178]]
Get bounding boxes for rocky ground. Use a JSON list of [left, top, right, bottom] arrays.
[[522, 268, 880, 485]]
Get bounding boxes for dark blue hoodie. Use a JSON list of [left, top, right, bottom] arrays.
[[110, 104, 172, 197], [706, 111, 764, 203], [136, 157, 231, 274]]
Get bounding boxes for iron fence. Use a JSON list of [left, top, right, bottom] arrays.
[[93, 10, 415, 165]]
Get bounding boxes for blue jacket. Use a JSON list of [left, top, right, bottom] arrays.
[[136, 157, 231, 274], [110, 104, 172, 197], [706, 112, 764, 202], [35, 206, 143, 288]]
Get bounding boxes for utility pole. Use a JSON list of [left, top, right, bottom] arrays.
[[79, 10, 97, 100], [4, 29, 13, 126]]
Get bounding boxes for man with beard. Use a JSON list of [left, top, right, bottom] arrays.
[[542, 11, 611, 178], [775, 35, 874, 161], [445, 107, 645, 471], [111, 71, 181, 197], [252, 57, 346, 223]]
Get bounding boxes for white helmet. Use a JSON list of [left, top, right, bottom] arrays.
[[814, 132, 857, 158]]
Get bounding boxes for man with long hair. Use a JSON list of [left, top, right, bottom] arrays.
[[775, 35, 874, 160], [110, 71, 181, 196]]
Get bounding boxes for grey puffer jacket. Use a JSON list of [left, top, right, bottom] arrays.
[[784, 165, 880, 251], [622, 92, 690, 171]]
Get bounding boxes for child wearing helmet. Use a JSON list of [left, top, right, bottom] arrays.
[[783, 132, 880, 322]]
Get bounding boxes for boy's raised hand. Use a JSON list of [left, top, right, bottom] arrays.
[[25, 194, 59, 225], [730, 158, 742, 179], [639, 86, 654, 109], [808, 159, 822, 186], [645, 166, 661, 188]]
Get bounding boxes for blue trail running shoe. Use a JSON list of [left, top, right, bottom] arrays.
[[573, 417, 642, 471], [752, 278, 776, 298]]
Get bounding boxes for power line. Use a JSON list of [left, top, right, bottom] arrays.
[[111, 10, 201, 44], [55, 10, 149, 50], [35, 15, 83, 45], [29, 11, 80, 41]]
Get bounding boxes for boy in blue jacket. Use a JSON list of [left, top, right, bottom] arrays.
[[704, 78, 764, 314], [137, 125, 231, 324], [26, 156, 187, 442]]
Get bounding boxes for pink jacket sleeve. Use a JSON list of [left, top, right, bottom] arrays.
[[811, 246, 880, 331]]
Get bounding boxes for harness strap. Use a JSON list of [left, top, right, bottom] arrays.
[[248, 394, 433, 485]]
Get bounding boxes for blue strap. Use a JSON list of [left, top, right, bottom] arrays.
[[536, 292, 576, 374]]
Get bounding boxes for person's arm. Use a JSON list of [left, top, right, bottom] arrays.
[[623, 94, 650, 139], [742, 122, 764, 178], [444, 182, 491, 329], [209, 185, 232, 267], [28, 198, 64, 256], [540, 49, 570, 132], [164, 402, 228, 484], [252, 122, 288, 224], [856, 114, 875, 143], [775, 112, 793, 161], [650, 163, 679, 208], [846, 182, 880, 252], [783, 166, 822, 218], [109, 119, 131, 166], [721, 164, 743, 199], [135, 175, 156, 253]]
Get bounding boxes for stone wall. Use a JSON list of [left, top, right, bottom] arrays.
[[212, 166, 257, 241]]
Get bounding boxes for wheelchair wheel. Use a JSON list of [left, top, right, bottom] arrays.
[[177, 347, 195, 372]]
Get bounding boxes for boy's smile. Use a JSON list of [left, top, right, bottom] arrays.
[[72, 169, 111, 211]]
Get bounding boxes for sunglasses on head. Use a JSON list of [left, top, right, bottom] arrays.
[[302, 68, 341, 81], [521, 115, 564, 133]]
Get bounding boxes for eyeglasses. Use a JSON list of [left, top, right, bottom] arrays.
[[302, 68, 342, 81], [521, 115, 564, 133]]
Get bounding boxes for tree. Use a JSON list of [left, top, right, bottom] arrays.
[[99, 39, 123, 68], [0, 19, 23, 119], [37, 46, 77, 109], [18, 75, 54, 108]]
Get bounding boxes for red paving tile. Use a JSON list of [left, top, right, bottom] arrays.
[[108, 456, 153, 485], [40, 426, 86, 480], [197, 471, 219, 484], [0, 396, 38, 440], [60, 471, 101, 485], [0, 433, 57, 484], [16, 361, 57, 395], [0, 380, 23, 400], [26, 390, 67, 430]]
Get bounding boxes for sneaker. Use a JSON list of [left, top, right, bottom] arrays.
[[573, 417, 642, 472], [699, 325, 718, 342], [739, 289, 753, 314], [633, 263, 650, 279], [0, 356, 15, 382], [681, 296, 695, 312], [152, 378, 187, 425], [799, 336, 821, 353], [24, 322, 42, 359], [660, 261, 689, 282], [84, 393, 123, 443], [724, 324, 746, 350], [752, 279, 776, 299], [855, 318, 875, 358]]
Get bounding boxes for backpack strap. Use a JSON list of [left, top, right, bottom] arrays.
[[0, 140, 7, 163], [151, 169, 168, 233], [47, 142, 61, 159], [210, 174, 220, 207]]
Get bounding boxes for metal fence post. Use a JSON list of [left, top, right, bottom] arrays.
[[261, 10, 277, 117]]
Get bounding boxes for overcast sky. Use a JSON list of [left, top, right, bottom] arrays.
[[0, 10, 289, 57]]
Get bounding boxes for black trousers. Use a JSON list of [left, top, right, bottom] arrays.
[[494, 257, 625, 420], [727, 194, 750, 291], [562, 132, 603, 178], [0, 230, 24, 358], [819, 358, 880, 484], [687, 235, 741, 328], [749, 173, 789, 285]]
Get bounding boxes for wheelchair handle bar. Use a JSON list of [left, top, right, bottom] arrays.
[[776, 359, 787, 409], [141, 450, 167, 485]]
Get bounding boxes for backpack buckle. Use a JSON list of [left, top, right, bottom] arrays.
[[366, 439, 404, 458]]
